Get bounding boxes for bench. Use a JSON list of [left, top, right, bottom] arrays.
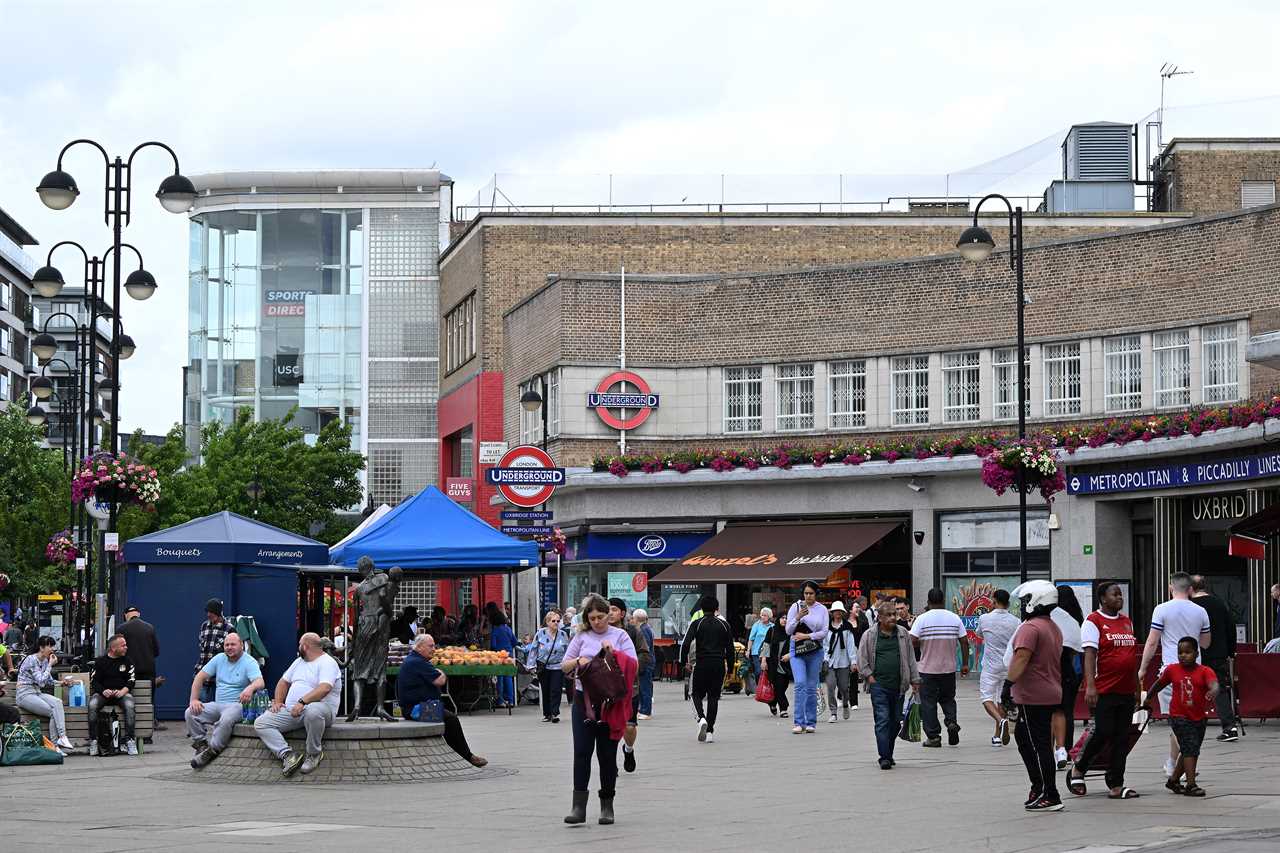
[[1, 680, 154, 742]]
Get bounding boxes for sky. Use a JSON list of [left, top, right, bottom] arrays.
[[2, 0, 1279, 435]]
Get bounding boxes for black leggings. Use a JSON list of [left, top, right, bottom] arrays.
[[768, 668, 790, 712], [1015, 704, 1059, 801], [691, 659, 725, 732], [1073, 692, 1133, 790], [571, 693, 619, 795]]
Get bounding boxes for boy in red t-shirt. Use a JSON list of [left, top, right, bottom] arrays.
[[1147, 636, 1219, 797]]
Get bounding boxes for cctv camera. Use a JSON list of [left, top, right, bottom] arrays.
[[913, 530, 925, 546], [907, 478, 926, 492]]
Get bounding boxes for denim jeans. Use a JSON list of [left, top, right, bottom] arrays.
[[496, 675, 515, 706], [790, 648, 823, 727], [869, 684, 903, 762], [637, 665, 654, 715]]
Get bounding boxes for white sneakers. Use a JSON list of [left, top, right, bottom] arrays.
[[1055, 746, 1069, 769], [804, 726, 816, 733], [637, 713, 652, 720], [125, 740, 139, 756], [696, 718, 708, 742], [705, 733, 714, 743], [829, 713, 838, 724], [89, 741, 100, 757], [55, 735, 74, 751]]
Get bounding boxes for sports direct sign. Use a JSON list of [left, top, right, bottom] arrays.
[[587, 370, 658, 430], [485, 445, 565, 508]]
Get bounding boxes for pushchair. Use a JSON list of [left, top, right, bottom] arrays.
[[1066, 706, 1150, 783]]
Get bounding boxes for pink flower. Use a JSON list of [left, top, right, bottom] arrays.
[[883, 450, 900, 463]]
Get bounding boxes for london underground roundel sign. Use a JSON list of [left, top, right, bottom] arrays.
[[484, 445, 565, 508], [588, 370, 659, 430]]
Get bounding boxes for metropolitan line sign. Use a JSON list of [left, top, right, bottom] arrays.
[[1066, 448, 1280, 496]]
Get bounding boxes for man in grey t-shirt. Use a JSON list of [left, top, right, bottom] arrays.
[[1139, 572, 1211, 779]]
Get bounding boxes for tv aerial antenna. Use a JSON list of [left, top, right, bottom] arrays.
[[1157, 63, 1194, 149]]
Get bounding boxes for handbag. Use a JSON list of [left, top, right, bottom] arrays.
[[754, 669, 775, 704], [410, 699, 444, 723]]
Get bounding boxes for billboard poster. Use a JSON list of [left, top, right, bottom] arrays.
[[263, 288, 312, 317], [945, 576, 1023, 645], [607, 571, 648, 613]]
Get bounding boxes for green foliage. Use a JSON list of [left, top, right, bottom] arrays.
[[0, 400, 74, 596]]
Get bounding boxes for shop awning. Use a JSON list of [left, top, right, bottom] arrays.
[[652, 521, 900, 584], [1228, 503, 1280, 560]]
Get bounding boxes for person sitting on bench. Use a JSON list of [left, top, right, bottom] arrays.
[[253, 632, 340, 778], [89, 633, 139, 756], [397, 633, 488, 767], [16, 636, 77, 753], [187, 630, 265, 769]]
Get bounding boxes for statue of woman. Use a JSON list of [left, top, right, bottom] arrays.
[[346, 556, 403, 721]]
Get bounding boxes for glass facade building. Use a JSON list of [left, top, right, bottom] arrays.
[[187, 171, 451, 506]]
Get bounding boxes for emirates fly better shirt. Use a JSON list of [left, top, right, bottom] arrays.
[[1081, 610, 1138, 695]]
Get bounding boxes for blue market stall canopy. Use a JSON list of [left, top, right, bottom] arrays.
[[329, 484, 539, 574], [124, 511, 329, 566]]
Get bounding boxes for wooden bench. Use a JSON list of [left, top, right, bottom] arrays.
[[1, 680, 154, 742]]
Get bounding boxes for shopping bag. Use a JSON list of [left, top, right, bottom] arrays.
[[410, 699, 444, 723], [754, 669, 775, 704], [906, 699, 922, 742], [68, 681, 87, 708], [0, 721, 63, 766]]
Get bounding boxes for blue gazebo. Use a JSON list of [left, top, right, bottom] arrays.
[[124, 512, 329, 719]]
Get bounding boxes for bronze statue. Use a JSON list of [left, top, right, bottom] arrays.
[[346, 556, 403, 721]]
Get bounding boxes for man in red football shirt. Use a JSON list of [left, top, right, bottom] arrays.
[[1148, 636, 1219, 797], [1068, 582, 1140, 799]]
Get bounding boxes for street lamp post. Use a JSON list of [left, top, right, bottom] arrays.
[[520, 381, 550, 620], [37, 139, 191, 627], [246, 480, 264, 517], [957, 194, 1029, 583]]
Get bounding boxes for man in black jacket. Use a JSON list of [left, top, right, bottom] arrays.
[[1190, 575, 1239, 741], [119, 606, 159, 686], [89, 634, 138, 756], [679, 596, 736, 744]]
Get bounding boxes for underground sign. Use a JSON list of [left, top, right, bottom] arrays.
[[587, 370, 659, 430], [485, 445, 565, 508]]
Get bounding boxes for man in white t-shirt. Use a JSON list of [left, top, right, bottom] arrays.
[[1138, 572, 1211, 778], [977, 588, 1021, 747], [910, 588, 970, 748], [254, 632, 343, 777]]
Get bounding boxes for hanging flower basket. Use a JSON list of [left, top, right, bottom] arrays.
[[980, 438, 1066, 503], [534, 527, 567, 556], [71, 451, 161, 507], [0, 573, 10, 593], [46, 530, 79, 566]]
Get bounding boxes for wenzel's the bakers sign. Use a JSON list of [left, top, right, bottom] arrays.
[[587, 370, 659, 430]]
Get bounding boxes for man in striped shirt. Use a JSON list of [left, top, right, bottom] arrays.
[[910, 588, 970, 748]]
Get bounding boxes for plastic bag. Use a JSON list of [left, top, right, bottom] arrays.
[[906, 699, 922, 742], [755, 669, 775, 704], [69, 681, 86, 708]]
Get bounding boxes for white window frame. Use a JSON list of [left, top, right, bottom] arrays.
[[1241, 180, 1277, 208], [992, 347, 1030, 421], [443, 292, 476, 375], [547, 368, 561, 438], [1202, 322, 1239, 403], [1103, 335, 1143, 413], [518, 377, 543, 445], [775, 363, 815, 432], [891, 355, 930, 426], [828, 360, 867, 429], [1153, 329, 1191, 408], [724, 366, 763, 433], [1043, 342, 1082, 416], [0, 370, 9, 402], [942, 351, 981, 423]]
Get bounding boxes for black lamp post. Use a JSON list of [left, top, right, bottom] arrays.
[[957, 194, 1029, 583], [37, 139, 189, 625], [246, 480, 264, 517], [519, 381, 551, 620]]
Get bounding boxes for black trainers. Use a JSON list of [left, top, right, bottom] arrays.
[[1024, 789, 1043, 806], [191, 738, 207, 753], [878, 758, 893, 770], [1216, 729, 1239, 742], [1025, 798, 1064, 813], [922, 736, 942, 748], [946, 722, 961, 746], [623, 747, 636, 773]]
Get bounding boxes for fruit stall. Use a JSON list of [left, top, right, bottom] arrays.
[[386, 644, 518, 714]]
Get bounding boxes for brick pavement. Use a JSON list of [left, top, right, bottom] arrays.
[[1, 679, 1276, 852]]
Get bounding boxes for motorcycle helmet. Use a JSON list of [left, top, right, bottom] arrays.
[[1012, 580, 1058, 615]]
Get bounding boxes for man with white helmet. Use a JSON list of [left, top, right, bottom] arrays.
[[1007, 580, 1064, 813]]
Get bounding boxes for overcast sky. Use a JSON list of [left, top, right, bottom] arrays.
[[3, 0, 1278, 435]]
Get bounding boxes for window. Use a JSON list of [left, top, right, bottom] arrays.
[[828, 360, 867, 429], [992, 347, 1029, 421], [547, 368, 560, 437], [1103, 335, 1142, 412], [518, 377, 543, 445], [1202, 323, 1239, 403], [1242, 180, 1277, 208], [0, 325, 10, 359], [1153, 330, 1190, 408], [942, 351, 980, 423], [775, 363, 815, 431], [443, 293, 476, 374], [50, 301, 79, 328], [0, 279, 10, 312], [724, 366, 762, 433], [891, 355, 929, 425], [1043, 342, 1081, 416], [0, 370, 9, 402]]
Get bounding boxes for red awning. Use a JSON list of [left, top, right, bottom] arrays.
[[653, 521, 900, 584], [1228, 504, 1280, 560]]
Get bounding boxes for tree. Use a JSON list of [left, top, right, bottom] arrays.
[[0, 400, 75, 596]]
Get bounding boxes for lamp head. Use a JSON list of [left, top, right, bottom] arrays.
[[156, 173, 197, 214], [36, 169, 79, 210], [92, 407, 106, 427], [520, 388, 543, 413], [30, 375, 54, 400], [32, 265, 66, 298], [956, 225, 996, 262], [26, 405, 47, 427], [32, 333, 58, 362], [117, 334, 136, 360], [124, 268, 157, 301]]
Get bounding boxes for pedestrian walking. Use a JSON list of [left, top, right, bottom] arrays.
[[1147, 636, 1219, 797], [1190, 575, 1239, 741], [608, 598, 652, 771], [747, 607, 772, 695], [785, 580, 828, 734], [1138, 572, 1211, 782], [977, 588, 1020, 747], [526, 609, 570, 722], [1051, 585, 1084, 769], [632, 609, 656, 718], [857, 601, 920, 769], [562, 593, 637, 826], [763, 613, 792, 717], [824, 601, 856, 722], [1067, 582, 1140, 799], [489, 612, 518, 708], [910, 587, 969, 748], [679, 596, 735, 743], [1007, 580, 1065, 812]]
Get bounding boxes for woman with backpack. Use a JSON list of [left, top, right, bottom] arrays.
[[561, 593, 637, 826], [525, 609, 570, 722]]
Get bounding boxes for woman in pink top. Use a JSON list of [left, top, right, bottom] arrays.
[[561, 593, 636, 826]]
